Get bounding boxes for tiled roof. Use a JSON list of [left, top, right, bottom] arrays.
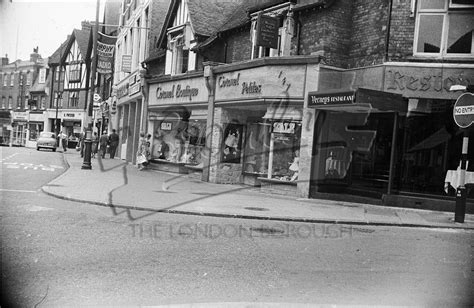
[[73, 28, 92, 60], [48, 39, 69, 65], [187, 0, 243, 37]]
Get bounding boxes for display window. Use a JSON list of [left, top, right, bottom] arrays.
[[243, 122, 271, 175], [151, 119, 206, 166], [268, 121, 302, 181], [28, 123, 43, 141]]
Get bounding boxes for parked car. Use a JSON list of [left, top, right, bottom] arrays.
[[37, 132, 57, 151]]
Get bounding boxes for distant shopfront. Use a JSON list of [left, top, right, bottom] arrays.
[[304, 64, 474, 211], [116, 71, 143, 163]]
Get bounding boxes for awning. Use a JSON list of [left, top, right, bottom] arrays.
[[262, 106, 303, 121]]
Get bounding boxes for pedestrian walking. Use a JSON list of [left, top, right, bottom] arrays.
[[99, 131, 109, 159], [59, 131, 68, 152], [136, 132, 148, 170], [108, 129, 119, 159], [91, 132, 99, 158]]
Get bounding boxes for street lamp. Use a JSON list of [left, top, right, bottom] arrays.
[[54, 91, 62, 147]]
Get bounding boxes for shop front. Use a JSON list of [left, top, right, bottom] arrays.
[[147, 74, 208, 174], [304, 64, 474, 212], [0, 111, 11, 146], [210, 59, 316, 192], [25, 111, 45, 148], [11, 111, 29, 146], [116, 71, 143, 163]]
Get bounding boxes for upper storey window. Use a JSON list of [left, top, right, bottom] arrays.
[[414, 0, 474, 57]]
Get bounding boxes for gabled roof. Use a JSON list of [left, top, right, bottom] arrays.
[[157, 0, 245, 50], [49, 28, 92, 66]]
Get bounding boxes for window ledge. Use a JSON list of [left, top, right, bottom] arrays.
[[258, 177, 297, 185]]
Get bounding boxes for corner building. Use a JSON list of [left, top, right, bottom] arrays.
[[143, 0, 474, 212]]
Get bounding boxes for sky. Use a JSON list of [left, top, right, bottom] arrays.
[[0, 0, 106, 62]]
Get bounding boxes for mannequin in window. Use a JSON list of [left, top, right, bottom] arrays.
[[289, 149, 299, 181]]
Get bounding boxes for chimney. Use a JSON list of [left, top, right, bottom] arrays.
[[30, 47, 40, 63], [1, 54, 8, 66], [81, 21, 92, 31]]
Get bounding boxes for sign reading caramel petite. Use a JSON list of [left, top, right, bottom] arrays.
[[453, 92, 474, 128]]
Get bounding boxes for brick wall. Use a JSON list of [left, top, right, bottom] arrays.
[[347, 0, 389, 68], [225, 27, 253, 63], [387, 0, 415, 61]]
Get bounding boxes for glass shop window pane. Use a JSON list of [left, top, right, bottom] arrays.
[[447, 14, 474, 54], [417, 15, 444, 53]]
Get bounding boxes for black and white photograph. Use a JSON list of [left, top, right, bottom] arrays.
[[1, 0, 473, 306]]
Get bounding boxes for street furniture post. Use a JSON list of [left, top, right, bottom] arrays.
[[81, 124, 93, 169]]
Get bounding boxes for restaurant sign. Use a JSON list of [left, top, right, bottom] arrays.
[[308, 90, 355, 107]]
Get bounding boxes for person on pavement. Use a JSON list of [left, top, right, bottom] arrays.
[[136, 132, 148, 171], [91, 132, 99, 158], [108, 129, 119, 159], [99, 131, 109, 159], [59, 131, 68, 152]]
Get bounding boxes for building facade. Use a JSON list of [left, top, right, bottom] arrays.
[[0, 49, 49, 147], [142, 0, 474, 211], [112, 0, 170, 163]]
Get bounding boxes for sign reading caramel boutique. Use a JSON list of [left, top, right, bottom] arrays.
[[148, 77, 208, 106]]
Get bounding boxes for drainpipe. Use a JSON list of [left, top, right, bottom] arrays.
[[384, 0, 393, 62]]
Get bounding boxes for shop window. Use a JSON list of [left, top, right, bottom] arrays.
[[40, 97, 46, 110], [29, 123, 43, 141], [268, 122, 301, 181], [151, 118, 206, 166], [243, 122, 271, 176], [221, 123, 244, 164], [414, 0, 474, 57]]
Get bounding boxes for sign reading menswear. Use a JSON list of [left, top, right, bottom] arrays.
[[97, 32, 117, 75]]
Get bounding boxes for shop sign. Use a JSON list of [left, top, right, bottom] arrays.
[[122, 55, 132, 73], [63, 112, 81, 119], [453, 92, 474, 128], [384, 66, 474, 99], [308, 91, 355, 107], [255, 14, 279, 49], [129, 74, 141, 96], [272, 121, 296, 134], [215, 66, 305, 101], [12, 111, 28, 121], [117, 83, 129, 98], [160, 122, 172, 131], [156, 84, 199, 100]]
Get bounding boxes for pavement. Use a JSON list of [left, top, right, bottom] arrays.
[[41, 150, 474, 230]]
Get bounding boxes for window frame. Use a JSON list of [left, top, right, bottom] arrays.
[[414, 1, 474, 58]]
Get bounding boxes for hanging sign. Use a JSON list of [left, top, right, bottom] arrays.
[[255, 13, 279, 49], [97, 32, 117, 75]]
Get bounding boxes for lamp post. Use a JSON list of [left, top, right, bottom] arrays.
[[54, 91, 62, 148], [81, 0, 100, 170]]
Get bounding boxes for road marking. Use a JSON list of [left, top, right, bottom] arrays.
[[1, 162, 63, 172], [0, 189, 37, 193]]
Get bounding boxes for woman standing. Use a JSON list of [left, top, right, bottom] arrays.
[[136, 132, 148, 170]]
